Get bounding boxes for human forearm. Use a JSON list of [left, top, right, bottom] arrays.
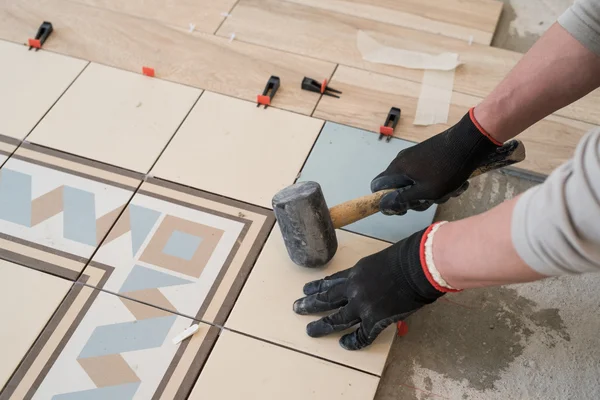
[[432, 196, 544, 289], [433, 128, 600, 287], [475, 22, 600, 142]]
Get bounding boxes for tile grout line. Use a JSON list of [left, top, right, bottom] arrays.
[[21, 62, 91, 143], [310, 63, 339, 117], [223, 326, 383, 378], [0, 263, 79, 390], [0, 35, 595, 129], [212, 0, 241, 35], [75, 281, 382, 379], [0, 61, 91, 171], [144, 91, 204, 176], [74, 181, 143, 283]]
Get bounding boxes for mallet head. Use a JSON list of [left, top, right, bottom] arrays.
[[272, 181, 337, 268]]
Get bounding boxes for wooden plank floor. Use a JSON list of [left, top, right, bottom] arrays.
[[216, 0, 600, 126], [276, 0, 503, 45], [0, 0, 335, 115], [72, 0, 238, 34], [0, 0, 593, 177], [314, 66, 594, 176]]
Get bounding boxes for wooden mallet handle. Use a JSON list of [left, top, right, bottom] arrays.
[[329, 139, 526, 229]]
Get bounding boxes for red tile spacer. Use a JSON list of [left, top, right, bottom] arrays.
[[396, 321, 409, 337], [380, 126, 394, 136], [142, 66, 155, 77], [257, 95, 271, 106], [320, 79, 327, 94], [28, 38, 41, 49]]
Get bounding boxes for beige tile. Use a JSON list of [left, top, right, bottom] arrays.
[[152, 91, 324, 208], [190, 330, 380, 399], [27, 62, 200, 172], [0, 259, 71, 388], [0, 1, 335, 116], [226, 228, 396, 376], [0, 40, 87, 140]]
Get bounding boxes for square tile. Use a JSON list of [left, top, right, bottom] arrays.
[[299, 122, 436, 242], [0, 260, 72, 389], [89, 178, 275, 324], [226, 227, 395, 376], [0, 144, 141, 279], [2, 263, 219, 399], [0, 40, 87, 140], [27, 63, 201, 172], [190, 330, 380, 399], [151, 91, 324, 208]]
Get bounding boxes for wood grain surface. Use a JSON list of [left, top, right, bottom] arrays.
[[71, 0, 238, 34], [217, 0, 600, 125], [280, 0, 502, 45], [0, 0, 335, 115], [314, 66, 595, 176]]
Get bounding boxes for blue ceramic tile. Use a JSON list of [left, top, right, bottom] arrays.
[[298, 122, 436, 243]]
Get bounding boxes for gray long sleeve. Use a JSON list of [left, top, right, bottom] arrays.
[[558, 0, 600, 56], [511, 1, 600, 276], [512, 129, 600, 275]]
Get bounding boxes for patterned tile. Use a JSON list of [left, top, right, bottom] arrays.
[[1, 264, 219, 400], [226, 227, 396, 376], [27, 63, 201, 173], [190, 330, 380, 399], [0, 40, 87, 140], [298, 121, 436, 242], [0, 144, 141, 279], [0, 135, 17, 167], [89, 178, 275, 323], [0, 260, 72, 390], [151, 91, 324, 208]]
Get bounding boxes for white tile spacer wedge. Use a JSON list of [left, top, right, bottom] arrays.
[[173, 324, 199, 345]]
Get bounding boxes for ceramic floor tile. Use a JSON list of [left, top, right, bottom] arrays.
[[151, 91, 324, 208], [0, 40, 87, 140], [0, 135, 17, 166], [226, 228, 395, 376], [2, 263, 219, 400], [190, 330, 380, 399], [0, 260, 72, 390], [299, 122, 436, 242], [0, 143, 141, 279], [27, 62, 201, 173], [89, 177, 275, 324]]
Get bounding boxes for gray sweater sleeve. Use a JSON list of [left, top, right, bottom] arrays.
[[512, 129, 600, 275], [511, 1, 600, 276], [558, 0, 600, 56]]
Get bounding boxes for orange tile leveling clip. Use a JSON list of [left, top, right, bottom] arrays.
[[28, 21, 53, 51], [379, 107, 401, 142], [257, 76, 280, 108]]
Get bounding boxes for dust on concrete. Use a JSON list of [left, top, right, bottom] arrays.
[[490, 0, 575, 53], [374, 286, 572, 400]]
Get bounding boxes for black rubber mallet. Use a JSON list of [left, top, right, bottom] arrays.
[[272, 140, 526, 268]]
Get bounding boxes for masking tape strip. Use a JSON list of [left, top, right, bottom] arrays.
[[356, 31, 461, 70], [413, 67, 456, 126]]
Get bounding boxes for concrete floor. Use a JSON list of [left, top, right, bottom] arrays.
[[376, 1, 600, 399]]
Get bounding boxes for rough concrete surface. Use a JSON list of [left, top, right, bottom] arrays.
[[492, 0, 574, 52], [376, 167, 599, 399], [375, 1, 600, 399]]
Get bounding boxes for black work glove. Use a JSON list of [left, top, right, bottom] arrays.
[[371, 108, 509, 215], [293, 226, 451, 350]]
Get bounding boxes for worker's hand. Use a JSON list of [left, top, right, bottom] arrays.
[[371, 108, 506, 215], [293, 227, 447, 350]]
